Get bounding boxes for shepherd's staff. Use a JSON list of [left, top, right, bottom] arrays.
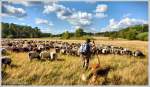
[[92, 41, 100, 65]]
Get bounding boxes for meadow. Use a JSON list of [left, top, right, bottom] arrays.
[[2, 37, 148, 85]]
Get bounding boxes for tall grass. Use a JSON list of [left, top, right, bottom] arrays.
[[2, 39, 148, 85]]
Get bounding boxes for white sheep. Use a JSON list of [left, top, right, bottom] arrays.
[[50, 52, 57, 60], [40, 50, 51, 60]]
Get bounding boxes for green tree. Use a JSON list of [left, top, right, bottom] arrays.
[[62, 31, 70, 39], [136, 32, 148, 41], [75, 28, 84, 37], [125, 30, 137, 40], [1, 22, 45, 38]]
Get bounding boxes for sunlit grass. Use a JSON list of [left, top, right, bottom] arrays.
[[2, 39, 148, 85]]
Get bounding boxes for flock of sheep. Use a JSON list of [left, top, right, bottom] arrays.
[[1, 39, 145, 67]]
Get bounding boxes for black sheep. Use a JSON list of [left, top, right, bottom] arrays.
[[2, 56, 12, 66], [133, 50, 145, 57]]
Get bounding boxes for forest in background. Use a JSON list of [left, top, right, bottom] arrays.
[[1, 22, 148, 41]]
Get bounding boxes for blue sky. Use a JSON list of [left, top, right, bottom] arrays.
[[1, 1, 148, 34]]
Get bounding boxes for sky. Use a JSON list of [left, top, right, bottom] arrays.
[[1, 1, 148, 34]]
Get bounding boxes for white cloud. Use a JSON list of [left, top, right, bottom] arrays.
[[43, 3, 92, 27], [74, 26, 81, 29], [85, 0, 96, 4], [7, 1, 44, 7], [2, 4, 27, 17], [96, 4, 108, 13], [41, 28, 52, 33], [8, 1, 31, 7], [4, 5, 26, 14], [49, 22, 54, 26], [43, 3, 72, 15], [35, 18, 53, 26], [89, 28, 98, 33], [67, 11, 92, 26], [0, 13, 9, 17], [43, 4, 57, 14], [43, 0, 58, 5], [94, 4, 108, 18], [43, 3, 73, 20], [95, 13, 107, 18], [20, 1, 31, 6], [21, 23, 26, 25], [1, 13, 26, 21], [101, 17, 147, 32], [118, 17, 147, 27], [35, 18, 48, 24]]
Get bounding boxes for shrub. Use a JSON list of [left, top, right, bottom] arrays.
[[61, 31, 71, 39], [75, 28, 84, 37], [136, 32, 148, 41]]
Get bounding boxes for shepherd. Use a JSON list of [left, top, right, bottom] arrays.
[[79, 39, 93, 70]]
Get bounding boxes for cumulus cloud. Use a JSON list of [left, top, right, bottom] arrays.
[[43, 0, 58, 5], [95, 4, 108, 18], [41, 28, 52, 33], [43, 3, 72, 14], [43, 3, 73, 20], [96, 4, 108, 13], [100, 17, 147, 32], [43, 3, 92, 27], [35, 18, 53, 26], [2, 4, 27, 17], [0, 13, 9, 17], [7, 1, 44, 7], [35, 18, 48, 24], [95, 13, 107, 18], [67, 11, 92, 26], [85, 0, 97, 4], [8, 1, 31, 7], [43, 4, 58, 14], [21, 23, 26, 25]]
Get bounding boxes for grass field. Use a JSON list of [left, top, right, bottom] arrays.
[[2, 37, 148, 85]]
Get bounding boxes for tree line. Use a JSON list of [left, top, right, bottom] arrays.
[[1, 22, 148, 41], [95, 24, 148, 41], [2, 22, 51, 38], [60, 24, 148, 41]]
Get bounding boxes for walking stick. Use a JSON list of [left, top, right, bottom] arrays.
[[92, 40, 100, 65], [96, 53, 100, 64]]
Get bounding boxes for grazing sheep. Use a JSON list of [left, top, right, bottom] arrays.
[[50, 52, 57, 60], [114, 49, 121, 55], [110, 48, 115, 54], [96, 48, 103, 54], [54, 48, 60, 53], [102, 48, 110, 54], [2, 56, 12, 67], [123, 48, 132, 55], [38, 44, 45, 51], [121, 50, 131, 55], [127, 50, 132, 55], [11, 46, 20, 52], [133, 50, 145, 57], [0, 48, 7, 56], [40, 50, 51, 60], [120, 50, 126, 55], [2, 39, 145, 58], [28, 51, 40, 61], [22, 47, 30, 52], [60, 49, 66, 55]]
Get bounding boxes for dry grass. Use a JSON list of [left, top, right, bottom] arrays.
[[2, 38, 148, 85]]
